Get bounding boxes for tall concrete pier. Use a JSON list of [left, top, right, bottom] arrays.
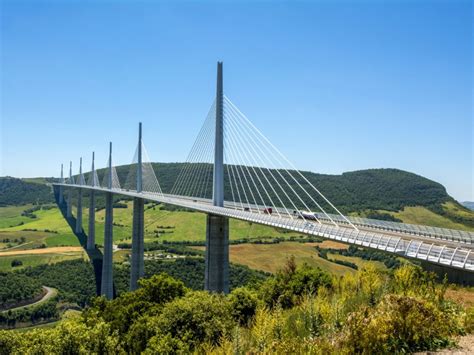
[[58, 164, 64, 205], [130, 123, 145, 291], [101, 142, 114, 299], [205, 61, 229, 294], [87, 152, 96, 250], [75, 158, 83, 234], [66, 161, 73, 218]]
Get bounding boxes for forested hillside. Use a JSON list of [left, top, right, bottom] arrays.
[[0, 177, 54, 206], [110, 164, 457, 214], [0, 165, 468, 224]]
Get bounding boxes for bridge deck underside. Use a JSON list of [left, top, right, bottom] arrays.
[[53, 183, 474, 272]]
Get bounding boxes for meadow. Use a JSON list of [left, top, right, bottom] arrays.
[[193, 241, 386, 275]]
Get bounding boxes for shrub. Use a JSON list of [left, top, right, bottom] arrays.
[[228, 287, 259, 326], [147, 291, 234, 351], [10, 260, 22, 268], [340, 294, 458, 353], [259, 257, 332, 309]]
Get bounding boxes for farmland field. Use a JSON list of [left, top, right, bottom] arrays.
[[193, 241, 386, 275]]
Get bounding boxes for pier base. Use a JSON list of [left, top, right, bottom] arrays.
[[66, 190, 73, 218], [101, 192, 114, 299], [75, 189, 83, 234], [204, 214, 229, 293], [87, 190, 96, 250], [130, 197, 145, 291]]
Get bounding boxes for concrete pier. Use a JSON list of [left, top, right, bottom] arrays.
[[130, 197, 145, 290], [87, 190, 95, 250], [130, 122, 145, 291], [66, 190, 73, 218], [205, 62, 230, 293], [67, 161, 73, 218], [204, 214, 229, 293], [87, 152, 97, 250], [101, 143, 114, 299], [75, 158, 84, 234], [75, 189, 83, 234], [58, 164, 64, 205], [101, 192, 114, 299]]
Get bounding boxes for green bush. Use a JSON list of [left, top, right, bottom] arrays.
[[340, 294, 457, 353], [147, 291, 234, 352], [228, 287, 259, 326], [259, 257, 332, 309]]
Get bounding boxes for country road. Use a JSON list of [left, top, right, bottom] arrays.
[[0, 246, 83, 256], [3, 286, 58, 312]]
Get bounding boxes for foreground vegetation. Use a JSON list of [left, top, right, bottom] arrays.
[[0, 257, 267, 328], [0, 262, 472, 354]]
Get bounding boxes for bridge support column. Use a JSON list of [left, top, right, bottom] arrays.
[[58, 164, 64, 205], [75, 189, 83, 234], [87, 190, 95, 250], [66, 189, 73, 218], [205, 61, 229, 293], [66, 161, 73, 218], [130, 197, 145, 291], [58, 187, 64, 205], [205, 214, 229, 293], [101, 192, 114, 299]]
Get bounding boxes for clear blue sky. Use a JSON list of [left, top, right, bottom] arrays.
[[1, 0, 472, 201]]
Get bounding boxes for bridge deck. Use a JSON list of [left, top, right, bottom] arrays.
[[53, 183, 474, 272]]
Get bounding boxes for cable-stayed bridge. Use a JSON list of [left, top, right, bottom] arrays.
[[53, 62, 474, 298]]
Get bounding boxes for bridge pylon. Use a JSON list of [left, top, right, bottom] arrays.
[[130, 122, 145, 291], [101, 142, 114, 299], [66, 161, 73, 218], [87, 152, 96, 250], [58, 164, 64, 205], [75, 157, 83, 234], [205, 61, 229, 294]]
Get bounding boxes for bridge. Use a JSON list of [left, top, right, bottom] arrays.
[[52, 62, 474, 298]]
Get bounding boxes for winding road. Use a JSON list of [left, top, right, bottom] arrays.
[[2, 286, 57, 312]]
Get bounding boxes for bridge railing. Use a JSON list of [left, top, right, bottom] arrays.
[[314, 212, 474, 245]]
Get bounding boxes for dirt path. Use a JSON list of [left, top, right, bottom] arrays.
[[0, 246, 83, 256], [0, 241, 34, 251], [416, 334, 474, 354], [3, 286, 58, 312]]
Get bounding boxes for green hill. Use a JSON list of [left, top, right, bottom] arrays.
[[0, 177, 55, 206], [463, 202, 474, 211], [107, 164, 452, 213]]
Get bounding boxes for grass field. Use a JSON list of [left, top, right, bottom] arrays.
[[0, 204, 34, 229], [0, 203, 303, 272], [194, 241, 385, 275], [0, 251, 87, 271], [84, 202, 303, 245], [445, 287, 474, 308], [388, 206, 474, 231], [327, 252, 386, 271]]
